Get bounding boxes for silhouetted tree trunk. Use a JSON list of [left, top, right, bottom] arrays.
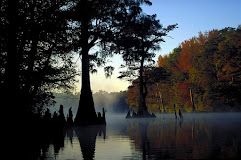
[[25, 25, 40, 109], [72, 0, 155, 122], [118, 14, 177, 118], [75, 19, 97, 125], [137, 55, 150, 116]]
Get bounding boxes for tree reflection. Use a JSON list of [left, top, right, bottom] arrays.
[[25, 127, 67, 159], [74, 125, 106, 160], [127, 116, 241, 159]]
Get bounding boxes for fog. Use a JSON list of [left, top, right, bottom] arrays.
[[50, 90, 241, 124], [106, 112, 241, 123], [48, 91, 241, 127], [107, 111, 241, 125], [49, 91, 129, 119], [104, 112, 241, 136]]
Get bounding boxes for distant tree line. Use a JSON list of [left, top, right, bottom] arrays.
[[93, 90, 129, 113], [127, 27, 241, 112], [53, 90, 129, 117]]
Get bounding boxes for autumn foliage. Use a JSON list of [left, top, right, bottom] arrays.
[[127, 26, 241, 112]]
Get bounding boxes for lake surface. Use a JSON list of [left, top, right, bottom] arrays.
[[35, 113, 241, 159]]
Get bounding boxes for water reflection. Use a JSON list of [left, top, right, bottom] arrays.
[[74, 125, 106, 160], [22, 126, 67, 159], [32, 113, 241, 159], [39, 127, 70, 159], [35, 125, 106, 160], [126, 114, 241, 159]]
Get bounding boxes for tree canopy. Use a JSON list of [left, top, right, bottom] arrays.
[[127, 26, 241, 112], [116, 12, 177, 116], [1, 0, 78, 115]]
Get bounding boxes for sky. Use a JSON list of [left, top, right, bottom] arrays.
[[73, 0, 241, 94]]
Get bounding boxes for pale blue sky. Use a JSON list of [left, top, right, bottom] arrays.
[[74, 0, 241, 93], [142, 0, 241, 56]]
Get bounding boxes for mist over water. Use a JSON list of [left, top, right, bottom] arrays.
[[51, 91, 129, 119], [36, 112, 241, 159]]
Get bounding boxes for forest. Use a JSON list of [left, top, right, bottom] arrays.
[[126, 26, 241, 113], [1, 0, 240, 122], [1, 0, 241, 159]]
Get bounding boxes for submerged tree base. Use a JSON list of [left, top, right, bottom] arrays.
[[75, 91, 106, 125], [126, 110, 156, 119], [74, 110, 106, 126]]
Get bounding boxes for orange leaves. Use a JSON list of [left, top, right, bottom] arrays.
[[126, 27, 241, 113], [157, 55, 168, 68], [176, 81, 192, 108], [176, 38, 202, 73], [126, 84, 139, 111], [177, 40, 193, 72]]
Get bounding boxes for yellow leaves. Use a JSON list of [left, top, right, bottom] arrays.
[[157, 54, 169, 68]]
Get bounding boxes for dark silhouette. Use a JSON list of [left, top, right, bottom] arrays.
[[179, 109, 183, 119], [75, 85, 98, 125], [66, 127, 74, 144], [126, 110, 131, 118], [43, 108, 51, 122], [126, 111, 156, 119], [1, 0, 78, 130], [53, 111, 58, 120], [174, 104, 177, 119], [67, 107, 74, 126], [175, 110, 177, 119], [74, 125, 106, 160], [59, 104, 66, 125], [71, 1, 152, 125], [117, 14, 177, 118], [96, 108, 106, 125], [102, 108, 106, 124], [12, 105, 74, 159]]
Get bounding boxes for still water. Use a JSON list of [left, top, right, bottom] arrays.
[[37, 113, 241, 159]]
